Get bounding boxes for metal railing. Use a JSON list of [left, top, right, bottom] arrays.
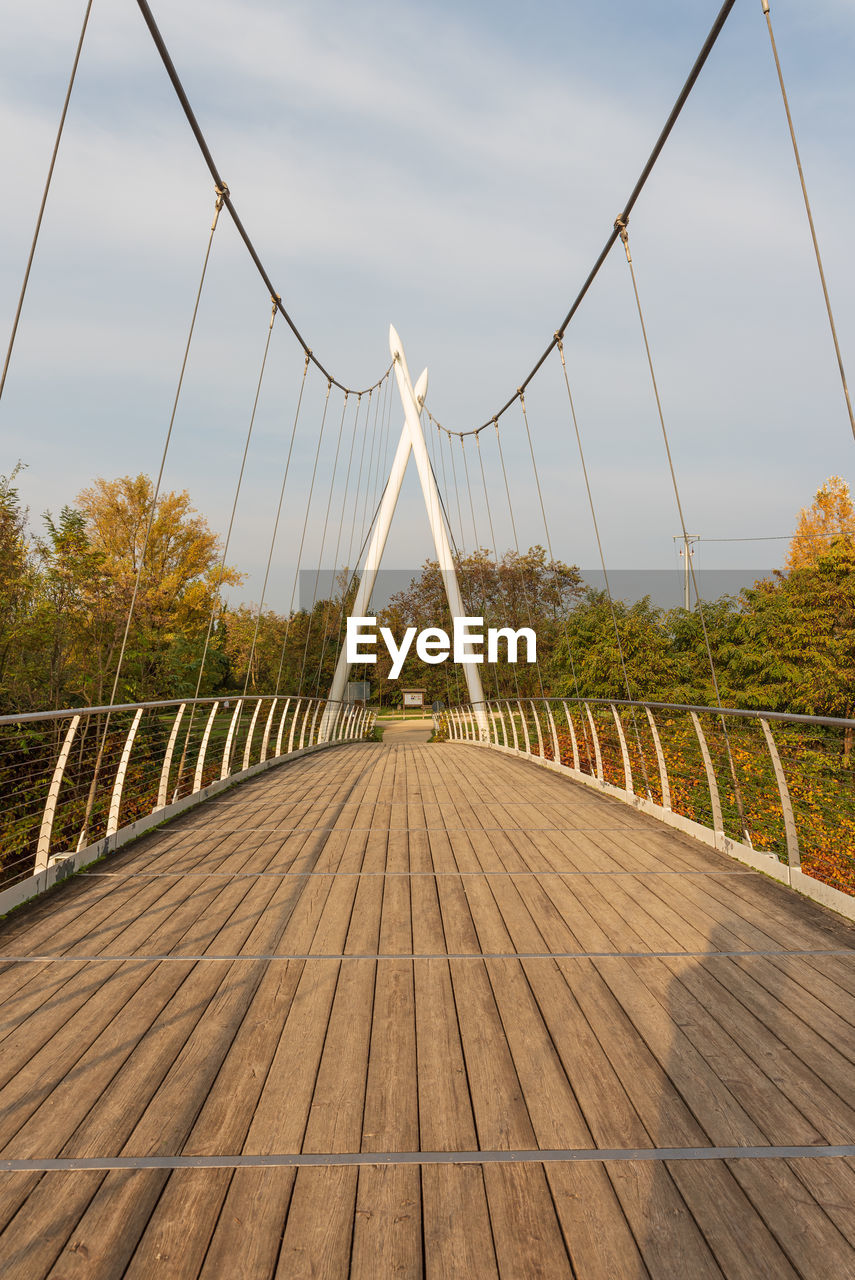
[[0, 694, 375, 908], [439, 697, 855, 917]]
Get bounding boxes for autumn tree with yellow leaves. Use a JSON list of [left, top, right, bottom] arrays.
[[786, 475, 855, 568]]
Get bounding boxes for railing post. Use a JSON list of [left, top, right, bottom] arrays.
[[275, 698, 292, 756], [645, 706, 671, 810], [583, 703, 603, 781], [760, 718, 801, 869], [530, 700, 545, 757], [610, 703, 633, 795], [155, 702, 186, 811], [494, 700, 508, 748], [35, 714, 81, 872], [193, 702, 220, 793], [506, 700, 519, 752], [260, 697, 279, 763], [241, 698, 263, 771], [516, 700, 531, 754], [690, 711, 724, 848], [466, 707, 476, 740], [561, 702, 580, 771], [107, 707, 144, 837], [545, 702, 561, 765], [288, 699, 302, 753], [221, 699, 244, 780], [452, 709, 462, 740], [308, 700, 323, 746]]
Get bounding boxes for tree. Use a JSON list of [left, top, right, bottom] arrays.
[[786, 475, 855, 569], [0, 466, 35, 705]]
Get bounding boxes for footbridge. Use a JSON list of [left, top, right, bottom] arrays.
[[1, 0, 855, 1276]]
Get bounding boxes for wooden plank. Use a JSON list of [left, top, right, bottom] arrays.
[[351, 750, 423, 1277]]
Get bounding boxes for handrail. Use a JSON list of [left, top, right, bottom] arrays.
[[459, 696, 855, 732], [439, 695, 855, 925], [0, 693, 377, 913]]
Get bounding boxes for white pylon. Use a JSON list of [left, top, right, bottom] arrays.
[[323, 326, 488, 738]]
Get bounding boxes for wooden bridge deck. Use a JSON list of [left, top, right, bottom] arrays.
[[1, 739, 854, 1278]]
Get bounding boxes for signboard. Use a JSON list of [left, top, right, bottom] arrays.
[[402, 691, 424, 708], [346, 681, 370, 704]]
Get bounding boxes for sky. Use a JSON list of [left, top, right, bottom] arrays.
[[1, 0, 853, 614]]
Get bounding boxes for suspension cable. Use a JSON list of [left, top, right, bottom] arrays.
[[447, 430, 468, 557], [615, 218, 751, 838], [192, 297, 278, 699], [345, 386, 373, 580], [298, 391, 350, 693], [493, 424, 546, 698], [133, 0, 389, 399], [77, 186, 225, 842], [461, 437, 500, 698], [760, 1, 854, 442], [241, 352, 310, 695], [0, 0, 94, 402], [419, 0, 738, 437], [108, 188, 227, 713], [363, 386, 383, 535], [315, 392, 365, 695], [553, 342, 653, 793], [274, 380, 332, 694], [475, 433, 521, 700], [517, 391, 586, 704]]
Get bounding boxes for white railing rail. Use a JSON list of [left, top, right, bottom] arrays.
[[0, 694, 375, 913], [441, 696, 855, 923]]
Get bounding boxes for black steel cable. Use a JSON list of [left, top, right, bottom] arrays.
[[274, 380, 332, 694], [133, 0, 389, 399], [241, 353, 311, 696], [428, 0, 739, 438], [0, 0, 94, 403], [616, 220, 751, 838], [761, 0, 854, 442]]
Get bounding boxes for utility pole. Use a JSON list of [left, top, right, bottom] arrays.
[[673, 535, 700, 610]]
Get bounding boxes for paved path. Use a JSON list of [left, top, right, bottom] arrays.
[[1, 740, 854, 1277], [378, 716, 433, 744]]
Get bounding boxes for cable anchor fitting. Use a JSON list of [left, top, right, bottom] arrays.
[[614, 216, 632, 263]]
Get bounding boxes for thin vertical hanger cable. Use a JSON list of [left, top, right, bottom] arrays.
[[312, 393, 363, 697], [553, 342, 652, 793], [191, 296, 279, 702], [761, 0, 854, 443], [0, 0, 94, 403], [365, 384, 384, 530], [241, 352, 310, 696], [345, 384, 373, 580], [76, 186, 226, 841], [107, 187, 227, 714], [461, 437, 500, 698], [298, 390, 350, 694], [359, 380, 383, 548], [429, 428, 463, 704], [493, 424, 547, 699], [447, 430, 468, 558], [517, 391, 587, 708], [328, 394, 370, 681], [615, 218, 751, 839], [476, 433, 521, 700], [274, 380, 332, 695], [319, 392, 364, 694]]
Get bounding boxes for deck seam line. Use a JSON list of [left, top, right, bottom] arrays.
[[3, 1145, 855, 1172], [5, 949, 852, 963]]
